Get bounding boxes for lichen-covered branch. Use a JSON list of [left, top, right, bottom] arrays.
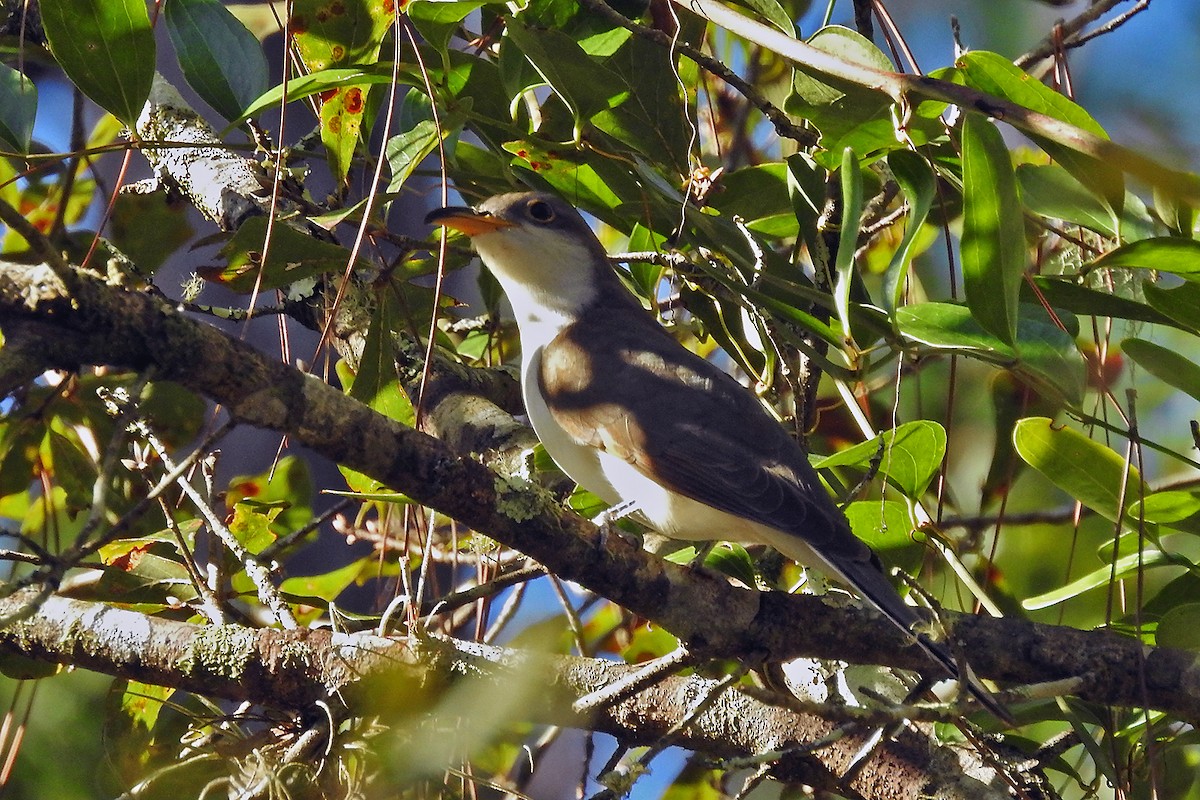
[[0, 590, 1008, 799], [4, 258, 1200, 723]]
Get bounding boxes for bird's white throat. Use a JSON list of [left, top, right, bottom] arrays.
[[472, 225, 601, 353]]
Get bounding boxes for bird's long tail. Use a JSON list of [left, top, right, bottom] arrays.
[[838, 559, 1015, 725]]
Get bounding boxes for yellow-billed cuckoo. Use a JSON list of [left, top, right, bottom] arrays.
[[426, 191, 1007, 720]]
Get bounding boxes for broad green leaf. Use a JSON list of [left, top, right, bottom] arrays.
[[956, 50, 1123, 215], [1157, 604, 1200, 651], [347, 294, 415, 425], [883, 150, 934, 312], [280, 557, 379, 603], [590, 35, 689, 172], [40, 0, 155, 125], [786, 27, 903, 165], [1013, 417, 1140, 523], [502, 139, 632, 214], [961, 113, 1025, 346], [703, 543, 758, 589], [897, 303, 1084, 403], [385, 120, 443, 194], [732, 0, 795, 36], [814, 421, 946, 499], [1143, 280, 1200, 335], [226, 455, 314, 536], [833, 147, 863, 341], [505, 18, 628, 134], [1086, 237, 1200, 280], [229, 501, 281, 554], [0, 64, 36, 153], [45, 429, 96, 511], [1122, 338, 1200, 401], [202, 216, 367, 293], [1017, 164, 1115, 238], [232, 65, 402, 128], [844, 500, 924, 573], [1028, 277, 1180, 330], [1022, 549, 1172, 610], [408, 0, 488, 52], [1129, 489, 1200, 535], [109, 192, 195, 274], [164, 0, 270, 120]]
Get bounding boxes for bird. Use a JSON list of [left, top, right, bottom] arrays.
[[425, 190, 1009, 722]]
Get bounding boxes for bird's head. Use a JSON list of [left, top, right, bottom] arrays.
[[425, 192, 616, 319]]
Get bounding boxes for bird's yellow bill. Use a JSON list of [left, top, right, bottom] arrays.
[[424, 206, 514, 236]]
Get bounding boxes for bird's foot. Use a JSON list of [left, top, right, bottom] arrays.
[[591, 500, 639, 551]]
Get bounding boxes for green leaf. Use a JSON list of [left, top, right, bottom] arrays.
[[46, 429, 97, 511], [1028, 277, 1180, 330], [40, 0, 155, 125], [347, 294, 415, 425], [1143, 280, 1200, 335], [408, 0, 489, 52], [385, 120, 448, 194], [732, 0, 795, 36], [960, 113, 1025, 346], [1122, 338, 1200, 401], [702, 543, 759, 588], [505, 18, 628, 133], [1087, 237, 1200, 280], [1157, 604, 1200, 651], [1022, 549, 1172, 610], [0, 64, 37, 153], [896, 303, 1084, 403], [280, 557, 379, 603], [589, 35, 689, 172], [1017, 164, 1115, 238], [202, 216, 366, 293], [231, 64, 403, 130], [883, 150, 934, 313], [785, 27, 901, 165], [833, 147, 863, 340], [815, 421, 946, 499], [844, 500, 924, 573], [1129, 489, 1200, 535], [956, 50, 1123, 215], [1013, 417, 1140, 523], [164, 0, 269, 120]]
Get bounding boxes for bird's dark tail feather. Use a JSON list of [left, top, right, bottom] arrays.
[[845, 563, 1015, 725]]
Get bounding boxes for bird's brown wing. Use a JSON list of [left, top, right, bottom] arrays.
[[540, 308, 1015, 721], [538, 307, 869, 565]]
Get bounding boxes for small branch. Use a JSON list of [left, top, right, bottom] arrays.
[[677, 0, 1200, 201], [1016, 0, 1151, 69], [5, 260, 1200, 721]]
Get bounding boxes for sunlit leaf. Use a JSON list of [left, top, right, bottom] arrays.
[[961, 113, 1025, 346], [202, 216, 366, 293], [957, 50, 1123, 215], [814, 421, 946, 498], [1087, 237, 1200, 280], [1122, 337, 1200, 401], [1013, 417, 1140, 523], [40, 0, 155, 125], [897, 303, 1084, 403], [883, 149, 934, 312]]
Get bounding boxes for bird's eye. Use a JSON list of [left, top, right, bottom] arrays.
[[527, 200, 556, 223]]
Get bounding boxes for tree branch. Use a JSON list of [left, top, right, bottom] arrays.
[[3, 259, 1200, 722], [0, 590, 1009, 799]]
